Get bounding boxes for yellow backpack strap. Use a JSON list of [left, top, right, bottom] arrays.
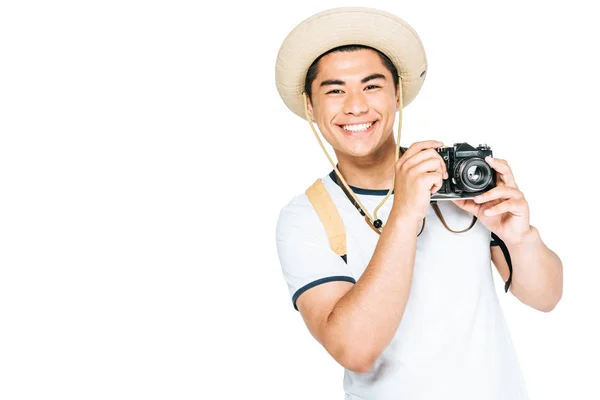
[[305, 178, 347, 260]]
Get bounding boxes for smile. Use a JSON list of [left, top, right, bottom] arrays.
[[339, 121, 377, 134]]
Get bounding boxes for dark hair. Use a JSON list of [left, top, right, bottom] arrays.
[[304, 44, 400, 102]]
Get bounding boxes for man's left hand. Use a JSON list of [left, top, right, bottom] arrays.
[[452, 156, 533, 245]]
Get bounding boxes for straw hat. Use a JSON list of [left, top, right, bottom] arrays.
[[275, 6, 428, 121]]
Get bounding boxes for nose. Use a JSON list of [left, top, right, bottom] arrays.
[[343, 90, 368, 116]]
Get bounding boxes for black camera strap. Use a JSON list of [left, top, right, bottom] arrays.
[[430, 201, 478, 233]]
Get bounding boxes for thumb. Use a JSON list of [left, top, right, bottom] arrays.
[[452, 199, 477, 214]]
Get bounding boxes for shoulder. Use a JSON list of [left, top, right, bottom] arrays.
[[276, 173, 340, 240], [276, 187, 322, 241]]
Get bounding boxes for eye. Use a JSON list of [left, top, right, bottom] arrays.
[[365, 85, 381, 90], [326, 89, 344, 95]]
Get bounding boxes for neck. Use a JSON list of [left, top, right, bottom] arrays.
[[333, 134, 397, 191]]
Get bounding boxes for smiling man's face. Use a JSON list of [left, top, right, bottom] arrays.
[[307, 48, 400, 159]]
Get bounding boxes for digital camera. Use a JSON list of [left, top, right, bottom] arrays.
[[402, 142, 497, 201]]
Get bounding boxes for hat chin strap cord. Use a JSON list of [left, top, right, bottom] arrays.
[[301, 79, 406, 236], [302, 78, 476, 236]]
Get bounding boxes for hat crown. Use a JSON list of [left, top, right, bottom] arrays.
[[275, 6, 428, 120]]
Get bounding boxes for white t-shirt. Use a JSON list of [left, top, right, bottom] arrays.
[[275, 170, 529, 400]]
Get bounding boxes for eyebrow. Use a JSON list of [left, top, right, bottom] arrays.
[[361, 73, 387, 84], [319, 73, 387, 87]]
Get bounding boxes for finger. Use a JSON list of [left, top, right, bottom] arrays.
[[401, 148, 441, 170], [452, 199, 479, 214], [400, 148, 447, 178], [483, 199, 528, 217], [410, 157, 446, 176], [397, 140, 444, 169], [474, 185, 523, 204], [486, 156, 518, 188], [426, 171, 444, 194], [479, 198, 503, 213]]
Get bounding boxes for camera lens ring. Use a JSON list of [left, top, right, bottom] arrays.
[[454, 158, 493, 192]]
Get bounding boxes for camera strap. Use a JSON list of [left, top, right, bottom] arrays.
[[430, 201, 478, 233], [305, 178, 347, 258]]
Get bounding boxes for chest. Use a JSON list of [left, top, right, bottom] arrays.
[[337, 197, 492, 286]]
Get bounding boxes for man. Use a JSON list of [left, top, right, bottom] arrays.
[[274, 7, 563, 400]]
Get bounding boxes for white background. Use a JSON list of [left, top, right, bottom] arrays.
[[1, 0, 598, 399]]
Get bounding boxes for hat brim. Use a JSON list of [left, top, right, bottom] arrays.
[[275, 7, 428, 120]]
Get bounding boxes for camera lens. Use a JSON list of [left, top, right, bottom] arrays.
[[454, 158, 493, 192], [467, 165, 485, 184]]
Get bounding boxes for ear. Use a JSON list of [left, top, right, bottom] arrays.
[[305, 94, 316, 121], [395, 84, 401, 110]]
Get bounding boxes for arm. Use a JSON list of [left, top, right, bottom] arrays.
[[296, 210, 422, 373], [285, 140, 448, 372], [289, 140, 446, 373], [452, 156, 563, 313], [491, 226, 563, 312]]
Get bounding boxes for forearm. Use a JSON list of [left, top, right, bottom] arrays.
[[507, 226, 563, 312], [326, 210, 420, 369]]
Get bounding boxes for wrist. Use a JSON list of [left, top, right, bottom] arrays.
[[506, 225, 541, 248], [388, 209, 424, 228]]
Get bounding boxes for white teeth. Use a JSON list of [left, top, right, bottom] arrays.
[[342, 122, 374, 132]]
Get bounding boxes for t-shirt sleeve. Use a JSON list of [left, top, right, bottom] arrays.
[[276, 196, 356, 311]]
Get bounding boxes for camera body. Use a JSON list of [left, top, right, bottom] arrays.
[[401, 142, 497, 201]]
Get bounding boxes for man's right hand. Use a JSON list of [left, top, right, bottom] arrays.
[[392, 140, 448, 221]]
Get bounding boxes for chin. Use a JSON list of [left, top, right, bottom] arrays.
[[339, 142, 380, 158], [338, 128, 383, 157]]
